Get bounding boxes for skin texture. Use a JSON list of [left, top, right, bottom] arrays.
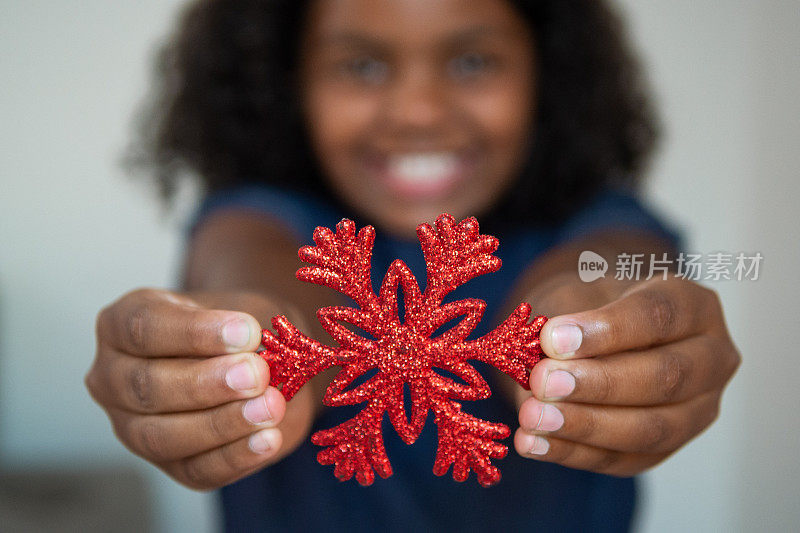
[[86, 0, 739, 490]]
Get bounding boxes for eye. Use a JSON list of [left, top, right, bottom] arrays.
[[448, 52, 497, 80], [339, 56, 389, 85]]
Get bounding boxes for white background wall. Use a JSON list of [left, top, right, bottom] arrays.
[[1, 1, 798, 531]]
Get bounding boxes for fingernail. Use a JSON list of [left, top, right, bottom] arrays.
[[551, 324, 582, 356], [226, 361, 258, 391], [544, 370, 576, 399], [243, 395, 272, 425], [536, 404, 564, 432], [222, 319, 251, 351], [529, 436, 550, 455], [249, 428, 277, 454]]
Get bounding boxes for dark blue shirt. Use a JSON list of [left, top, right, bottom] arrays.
[[194, 185, 680, 533]]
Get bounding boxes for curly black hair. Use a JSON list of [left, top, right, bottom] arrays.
[[129, 0, 659, 228]]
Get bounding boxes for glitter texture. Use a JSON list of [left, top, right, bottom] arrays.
[[259, 214, 547, 487]]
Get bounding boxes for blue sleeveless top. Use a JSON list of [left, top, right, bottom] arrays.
[[194, 185, 680, 533]]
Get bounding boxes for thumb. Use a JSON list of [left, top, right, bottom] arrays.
[[99, 288, 262, 357]]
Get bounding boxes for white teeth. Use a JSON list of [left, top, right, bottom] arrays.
[[387, 152, 459, 184]]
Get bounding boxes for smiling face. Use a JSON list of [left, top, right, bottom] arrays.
[[299, 0, 536, 237]]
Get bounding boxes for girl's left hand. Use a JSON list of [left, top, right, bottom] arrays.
[[514, 277, 740, 476]]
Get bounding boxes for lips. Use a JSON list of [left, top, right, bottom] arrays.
[[367, 151, 474, 200]]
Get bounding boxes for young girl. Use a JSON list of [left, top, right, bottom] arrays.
[[86, 0, 740, 530]]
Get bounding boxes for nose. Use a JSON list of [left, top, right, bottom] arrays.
[[383, 64, 449, 137]]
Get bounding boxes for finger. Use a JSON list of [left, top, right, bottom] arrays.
[[517, 392, 720, 455], [88, 351, 271, 413], [110, 386, 286, 462], [539, 278, 717, 359], [529, 334, 738, 406], [168, 427, 284, 490], [97, 288, 262, 357], [513, 430, 668, 477]]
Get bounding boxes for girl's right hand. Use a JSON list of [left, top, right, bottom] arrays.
[[86, 288, 314, 490]]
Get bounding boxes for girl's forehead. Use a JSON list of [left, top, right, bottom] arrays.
[[303, 0, 529, 47]]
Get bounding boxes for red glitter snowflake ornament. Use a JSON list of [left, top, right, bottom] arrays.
[[258, 214, 547, 487]]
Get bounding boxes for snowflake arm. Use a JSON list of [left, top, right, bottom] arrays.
[[260, 316, 343, 400], [431, 399, 510, 487], [454, 303, 548, 388], [312, 400, 392, 486], [417, 214, 502, 304], [298, 219, 379, 312]]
